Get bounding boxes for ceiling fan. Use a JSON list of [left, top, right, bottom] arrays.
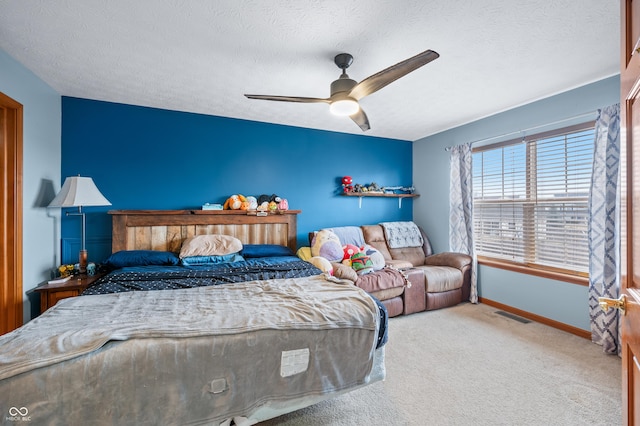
[[244, 49, 439, 131]]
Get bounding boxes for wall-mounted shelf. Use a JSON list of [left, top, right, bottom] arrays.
[[342, 192, 419, 208]]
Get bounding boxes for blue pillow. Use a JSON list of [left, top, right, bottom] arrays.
[[103, 250, 180, 268], [180, 253, 245, 266], [240, 244, 294, 258]]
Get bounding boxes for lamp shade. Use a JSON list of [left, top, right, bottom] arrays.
[[48, 176, 111, 207]]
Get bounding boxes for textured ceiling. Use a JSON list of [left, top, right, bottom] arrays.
[[0, 1, 619, 141]]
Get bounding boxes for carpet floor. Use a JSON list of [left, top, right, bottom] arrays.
[[260, 302, 621, 425]]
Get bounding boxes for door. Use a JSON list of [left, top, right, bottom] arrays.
[[621, 1, 640, 423], [0, 91, 23, 334]]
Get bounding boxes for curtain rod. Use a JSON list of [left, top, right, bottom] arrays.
[[444, 110, 597, 151]]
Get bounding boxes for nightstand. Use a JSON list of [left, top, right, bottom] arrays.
[[35, 273, 106, 313]]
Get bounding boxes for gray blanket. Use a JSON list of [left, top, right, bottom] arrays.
[[380, 221, 424, 248], [0, 275, 381, 425]]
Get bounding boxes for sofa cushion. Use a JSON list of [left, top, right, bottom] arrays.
[[361, 225, 393, 261], [415, 265, 463, 292], [386, 259, 414, 269], [389, 246, 426, 267]]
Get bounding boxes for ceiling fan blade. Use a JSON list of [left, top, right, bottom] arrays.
[[350, 108, 370, 131], [349, 49, 439, 100], [244, 94, 330, 103]]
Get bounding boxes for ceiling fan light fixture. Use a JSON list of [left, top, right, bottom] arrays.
[[330, 98, 359, 116]]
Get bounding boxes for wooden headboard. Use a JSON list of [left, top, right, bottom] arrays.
[[109, 210, 301, 253]]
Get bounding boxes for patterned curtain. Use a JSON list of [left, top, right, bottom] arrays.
[[588, 103, 621, 355], [449, 143, 477, 303]]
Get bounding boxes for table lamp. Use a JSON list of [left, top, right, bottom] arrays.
[[48, 176, 111, 273]]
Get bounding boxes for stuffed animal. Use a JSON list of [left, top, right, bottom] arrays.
[[367, 182, 382, 193], [296, 246, 312, 261], [268, 201, 278, 212], [223, 194, 246, 210], [308, 256, 333, 275], [342, 244, 360, 261], [342, 176, 353, 193], [277, 198, 289, 211], [350, 252, 374, 275], [310, 229, 343, 262], [360, 244, 385, 271], [257, 194, 281, 211], [245, 196, 258, 210]]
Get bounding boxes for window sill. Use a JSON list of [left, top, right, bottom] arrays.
[[477, 256, 588, 286]]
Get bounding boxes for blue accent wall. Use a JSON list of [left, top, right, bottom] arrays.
[[61, 97, 413, 263]]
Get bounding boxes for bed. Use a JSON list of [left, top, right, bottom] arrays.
[[0, 210, 387, 425]]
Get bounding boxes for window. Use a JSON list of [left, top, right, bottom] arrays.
[[472, 122, 594, 278]]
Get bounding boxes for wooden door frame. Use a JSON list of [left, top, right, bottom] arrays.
[[0, 91, 24, 334]]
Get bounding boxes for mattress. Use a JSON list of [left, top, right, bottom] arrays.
[[0, 274, 386, 425]]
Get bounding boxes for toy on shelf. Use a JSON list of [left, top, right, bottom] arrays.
[[342, 176, 353, 193], [223, 194, 247, 210]]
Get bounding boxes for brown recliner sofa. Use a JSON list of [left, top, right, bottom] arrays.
[[361, 224, 472, 312], [307, 222, 472, 317]]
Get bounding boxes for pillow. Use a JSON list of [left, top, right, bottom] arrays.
[[311, 229, 343, 262], [103, 250, 180, 269], [240, 244, 294, 258], [179, 235, 243, 258], [180, 253, 244, 266]]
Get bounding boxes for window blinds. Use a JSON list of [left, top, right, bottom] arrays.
[[472, 124, 594, 275]]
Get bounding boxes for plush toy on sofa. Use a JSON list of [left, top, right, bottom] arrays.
[[360, 244, 385, 271], [350, 252, 374, 275], [341, 244, 360, 266], [308, 256, 333, 275], [310, 229, 343, 262]]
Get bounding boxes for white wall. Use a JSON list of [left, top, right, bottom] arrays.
[[0, 49, 62, 322], [413, 75, 620, 331]]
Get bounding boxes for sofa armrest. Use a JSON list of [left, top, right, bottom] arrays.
[[423, 252, 472, 271]]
